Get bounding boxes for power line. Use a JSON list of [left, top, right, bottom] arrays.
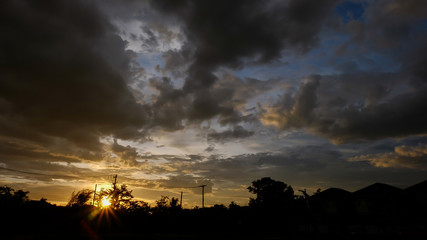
[[0, 166, 110, 180], [2, 166, 210, 208], [0, 166, 50, 176], [164, 185, 208, 208]]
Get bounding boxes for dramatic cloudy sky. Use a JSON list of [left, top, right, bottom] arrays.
[[1, 0, 427, 206]]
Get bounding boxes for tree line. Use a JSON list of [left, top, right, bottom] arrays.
[[63, 177, 315, 212], [1, 177, 427, 239]]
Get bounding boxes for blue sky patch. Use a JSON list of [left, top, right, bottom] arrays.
[[336, 1, 366, 23]]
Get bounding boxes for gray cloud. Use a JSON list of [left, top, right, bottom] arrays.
[[335, 0, 427, 83], [111, 139, 143, 166], [175, 145, 427, 191], [0, 161, 106, 183], [151, 0, 338, 70], [190, 146, 343, 185], [349, 143, 427, 170], [208, 126, 254, 142], [364, 0, 427, 49], [204, 145, 216, 152], [148, 74, 275, 131], [158, 174, 213, 194], [336, 0, 427, 55], [159, 48, 191, 78], [261, 73, 427, 143], [148, 77, 188, 130], [148, 0, 338, 128]]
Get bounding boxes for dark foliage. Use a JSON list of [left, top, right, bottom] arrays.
[[1, 179, 427, 239], [0, 186, 29, 206], [248, 177, 295, 210], [67, 189, 93, 207]]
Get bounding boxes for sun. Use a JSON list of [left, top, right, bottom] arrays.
[[101, 196, 111, 208]]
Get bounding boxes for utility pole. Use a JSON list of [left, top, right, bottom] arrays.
[[201, 185, 206, 208], [180, 191, 183, 208], [113, 174, 118, 190], [92, 184, 97, 206], [163, 184, 208, 208], [112, 174, 118, 209]]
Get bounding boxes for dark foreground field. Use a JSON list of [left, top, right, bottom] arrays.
[[2, 203, 427, 240]]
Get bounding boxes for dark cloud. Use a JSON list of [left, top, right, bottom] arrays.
[[0, 1, 149, 164], [149, 0, 338, 127], [364, 0, 427, 49], [211, 74, 279, 125], [110, 141, 427, 194], [152, 0, 337, 70], [273, 1, 426, 143], [204, 145, 215, 152], [257, 145, 342, 171], [149, 77, 188, 130], [149, 72, 278, 132], [191, 146, 343, 184], [337, 0, 427, 76], [0, 137, 101, 165], [261, 71, 427, 143], [349, 143, 427, 170], [0, 161, 106, 183], [405, 39, 427, 83], [180, 146, 427, 191], [159, 48, 191, 78], [140, 26, 160, 52], [111, 139, 142, 166]]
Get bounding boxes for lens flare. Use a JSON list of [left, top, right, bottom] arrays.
[[101, 196, 111, 208]]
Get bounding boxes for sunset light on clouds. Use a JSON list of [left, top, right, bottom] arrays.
[[1, 0, 427, 207]]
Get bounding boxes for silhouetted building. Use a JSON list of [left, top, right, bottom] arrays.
[[310, 188, 352, 215], [352, 183, 402, 216]]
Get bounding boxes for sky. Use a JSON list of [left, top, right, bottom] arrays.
[[1, 0, 427, 207]]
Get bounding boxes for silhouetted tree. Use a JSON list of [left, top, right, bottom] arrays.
[[0, 186, 29, 206], [248, 177, 294, 210], [128, 200, 151, 214], [295, 189, 310, 207], [96, 184, 134, 210], [298, 189, 310, 199], [113, 184, 134, 209], [0, 186, 13, 200], [213, 204, 227, 210], [169, 197, 180, 210], [313, 188, 322, 195], [153, 195, 181, 213], [155, 195, 169, 210], [67, 189, 93, 207]]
